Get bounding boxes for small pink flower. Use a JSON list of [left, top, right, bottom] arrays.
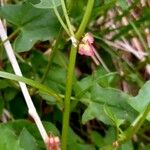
[[82, 32, 94, 44], [78, 32, 110, 71], [47, 135, 60, 150], [79, 43, 95, 57], [78, 32, 100, 65], [78, 32, 96, 57]]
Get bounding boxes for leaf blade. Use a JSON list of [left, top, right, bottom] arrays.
[[33, 0, 61, 9]]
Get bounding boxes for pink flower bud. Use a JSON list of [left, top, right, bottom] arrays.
[[78, 43, 95, 57], [78, 32, 108, 68], [47, 135, 60, 150], [82, 32, 94, 44]]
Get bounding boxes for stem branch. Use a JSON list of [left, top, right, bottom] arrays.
[[61, 0, 94, 150], [61, 0, 74, 36], [116, 102, 150, 146], [53, 6, 70, 36]]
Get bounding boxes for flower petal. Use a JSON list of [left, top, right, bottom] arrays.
[[82, 32, 94, 44], [78, 43, 95, 57]]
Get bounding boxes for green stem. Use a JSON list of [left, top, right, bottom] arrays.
[[15, 52, 26, 63], [61, 0, 75, 36], [75, 0, 94, 39], [61, 46, 77, 150], [53, 6, 70, 36], [116, 102, 150, 145], [41, 29, 62, 83], [61, 0, 94, 150], [66, 0, 73, 11]]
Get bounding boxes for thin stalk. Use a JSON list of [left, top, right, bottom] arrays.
[[61, 0, 94, 150], [75, 0, 94, 39], [53, 6, 70, 36], [93, 48, 110, 72], [41, 29, 62, 83], [66, 0, 73, 10], [116, 102, 150, 146], [0, 27, 31, 65], [130, 22, 149, 55], [60, 0, 75, 37], [15, 52, 26, 63]]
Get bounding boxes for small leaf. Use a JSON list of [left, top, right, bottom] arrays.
[[81, 83, 136, 125], [19, 128, 40, 150], [0, 127, 23, 150], [0, 120, 60, 140], [34, 0, 61, 9], [117, 0, 129, 11], [104, 105, 124, 127], [120, 141, 134, 150], [0, 79, 10, 89], [0, 2, 60, 52], [3, 87, 18, 101], [128, 80, 150, 121], [90, 131, 105, 148], [68, 128, 95, 150]]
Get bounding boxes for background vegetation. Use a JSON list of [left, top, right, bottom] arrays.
[[0, 0, 150, 150]]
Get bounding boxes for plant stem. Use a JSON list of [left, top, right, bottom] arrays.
[[75, 0, 94, 39], [116, 102, 150, 145], [61, 0, 75, 37], [61, 46, 77, 150], [66, 0, 73, 10], [41, 29, 62, 83], [61, 0, 94, 150], [53, 5, 70, 36], [130, 21, 149, 55]]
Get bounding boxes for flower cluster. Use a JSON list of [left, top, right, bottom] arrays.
[[78, 33, 110, 72], [78, 32, 101, 66], [78, 32, 95, 57]]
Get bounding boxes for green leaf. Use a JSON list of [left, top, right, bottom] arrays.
[[117, 0, 129, 11], [68, 128, 95, 150], [19, 128, 40, 150], [44, 65, 67, 93], [0, 79, 10, 89], [9, 94, 28, 119], [39, 92, 56, 104], [0, 120, 59, 149], [0, 127, 23, 150], [0, 119, 60, 139], [104, 127, 116, 146], [34, 0, 61, 9], [0, 2, 60, 52], [74, 69, 118, 99], [74, 76, 92, 98], [82, 83, 136, 125], [128, 80, 150, 121], [104, 105, 124, 127], [93, 69, 118, 87], [90, 131, 105, 148], [3, 87, 18, 101], [119, 141, 133, 150], [142, 145, 150, 150]]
